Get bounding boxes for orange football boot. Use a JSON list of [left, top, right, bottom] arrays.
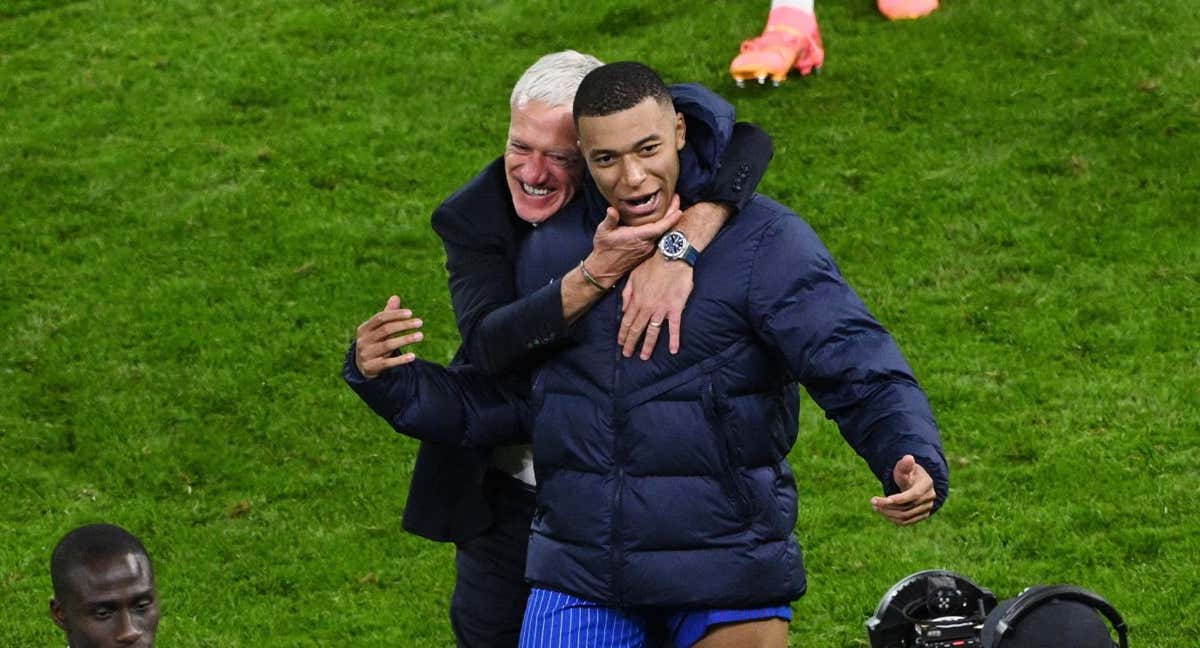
[[878, 0, 939, 21], [730, 6, 824, 87]]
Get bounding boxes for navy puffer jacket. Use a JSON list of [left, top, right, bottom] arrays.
[[510, 188, 949, 609]]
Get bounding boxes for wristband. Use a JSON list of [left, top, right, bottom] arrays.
[[579, 261, 611, 291]]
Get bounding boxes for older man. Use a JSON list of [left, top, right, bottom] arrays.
[[347, 51, 772, 647], [49, 524, 159, 648]]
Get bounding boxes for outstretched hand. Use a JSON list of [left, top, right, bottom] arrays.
[[354, 295, 424, 379], [871, 454, 936, 526]]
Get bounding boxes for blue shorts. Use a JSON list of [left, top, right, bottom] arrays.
[[518, 587, 792, 648]]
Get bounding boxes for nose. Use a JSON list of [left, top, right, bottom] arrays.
[[519, 152, 550, 184], [114, 610, 143, 645], [621, 158, 645, 189]]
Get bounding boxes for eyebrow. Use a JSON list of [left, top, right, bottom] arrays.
[[590, 135, 660, 158], [509, 138, 576, 156], [86, 588, 156, 608]]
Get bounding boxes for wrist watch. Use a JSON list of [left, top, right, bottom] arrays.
[[658, 230, 699, 266]]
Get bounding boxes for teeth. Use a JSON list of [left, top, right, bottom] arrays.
[[522, 183, 550, 196]]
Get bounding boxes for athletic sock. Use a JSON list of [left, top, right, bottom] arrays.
[[772, 0, 815, 13]]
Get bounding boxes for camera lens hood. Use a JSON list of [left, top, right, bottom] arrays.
[[866, 569, 998, 648]]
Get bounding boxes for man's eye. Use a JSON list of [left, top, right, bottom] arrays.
[[92, 608, 113, 620], [593, 155, 613, 166], [641, 144, 660, 155], [135, 599, 153, 611]]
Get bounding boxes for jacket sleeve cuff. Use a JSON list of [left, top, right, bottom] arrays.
[[700, 122, 774, 212], [343, 341, 368, 384], [877, 442, 951, 514], [342, 341, 413, 423]]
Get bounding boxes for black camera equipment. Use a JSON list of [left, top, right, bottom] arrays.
[[980, 584, 1128, 648], [866, 569, 998, 648]]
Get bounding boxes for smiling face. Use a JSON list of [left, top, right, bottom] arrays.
[[51, 552, 158, 648], [577, 97, 686, 226], [503, 100, 584, 224]]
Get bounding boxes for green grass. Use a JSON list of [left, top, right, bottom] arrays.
[[2, 0, 1197, 644]]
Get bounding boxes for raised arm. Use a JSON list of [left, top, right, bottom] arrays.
[[748, 215, 950, 518]]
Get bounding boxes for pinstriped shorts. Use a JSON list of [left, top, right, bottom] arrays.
[[518, 587, 792, 648]]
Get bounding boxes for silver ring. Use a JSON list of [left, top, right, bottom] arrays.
[[648, 321, 663, 328]]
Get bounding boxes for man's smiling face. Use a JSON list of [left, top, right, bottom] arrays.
[[577, 96, 685, 227], [503, 100, 584, 224]]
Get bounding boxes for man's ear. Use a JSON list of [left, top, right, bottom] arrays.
[[50, 598, 68, 632], [674, 112, 686, 151]]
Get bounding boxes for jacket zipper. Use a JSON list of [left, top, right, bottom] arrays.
[[609, 283, 625, 606], [704, 377, 756, 520]]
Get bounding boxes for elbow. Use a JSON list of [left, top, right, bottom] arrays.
[[463, 329, 509, 376]]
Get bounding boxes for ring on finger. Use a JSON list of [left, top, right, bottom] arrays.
[[648, 320, 663, 328]]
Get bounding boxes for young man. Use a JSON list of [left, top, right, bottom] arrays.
[[347, 51, 773, 647], [503, 62, 949, 647], [49, 524, 159, 648]]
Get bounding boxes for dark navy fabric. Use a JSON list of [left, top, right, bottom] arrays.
[[343, 345, 529, 449], [671, 83, 734, 202], [343, 344, 529, 541], [451, 470, 538, 648], [501, 189, 949, 609]]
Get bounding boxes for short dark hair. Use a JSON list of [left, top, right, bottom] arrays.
[[573, 62, 672, 122], [51, 524, 151, 600]]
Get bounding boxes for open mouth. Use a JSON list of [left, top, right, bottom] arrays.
[[521, 182, 554, 197], [619, 190, 660, 218]]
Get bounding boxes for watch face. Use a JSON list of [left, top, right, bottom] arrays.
[[660, 232, 686, 258]]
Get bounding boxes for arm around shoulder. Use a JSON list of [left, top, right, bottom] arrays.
[[434, 199, 574, 374]]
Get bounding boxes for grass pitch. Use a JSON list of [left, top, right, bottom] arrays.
[[2, 0, 1197, 645]]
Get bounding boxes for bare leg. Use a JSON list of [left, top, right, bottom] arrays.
[[692, 618, 790, 648]]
